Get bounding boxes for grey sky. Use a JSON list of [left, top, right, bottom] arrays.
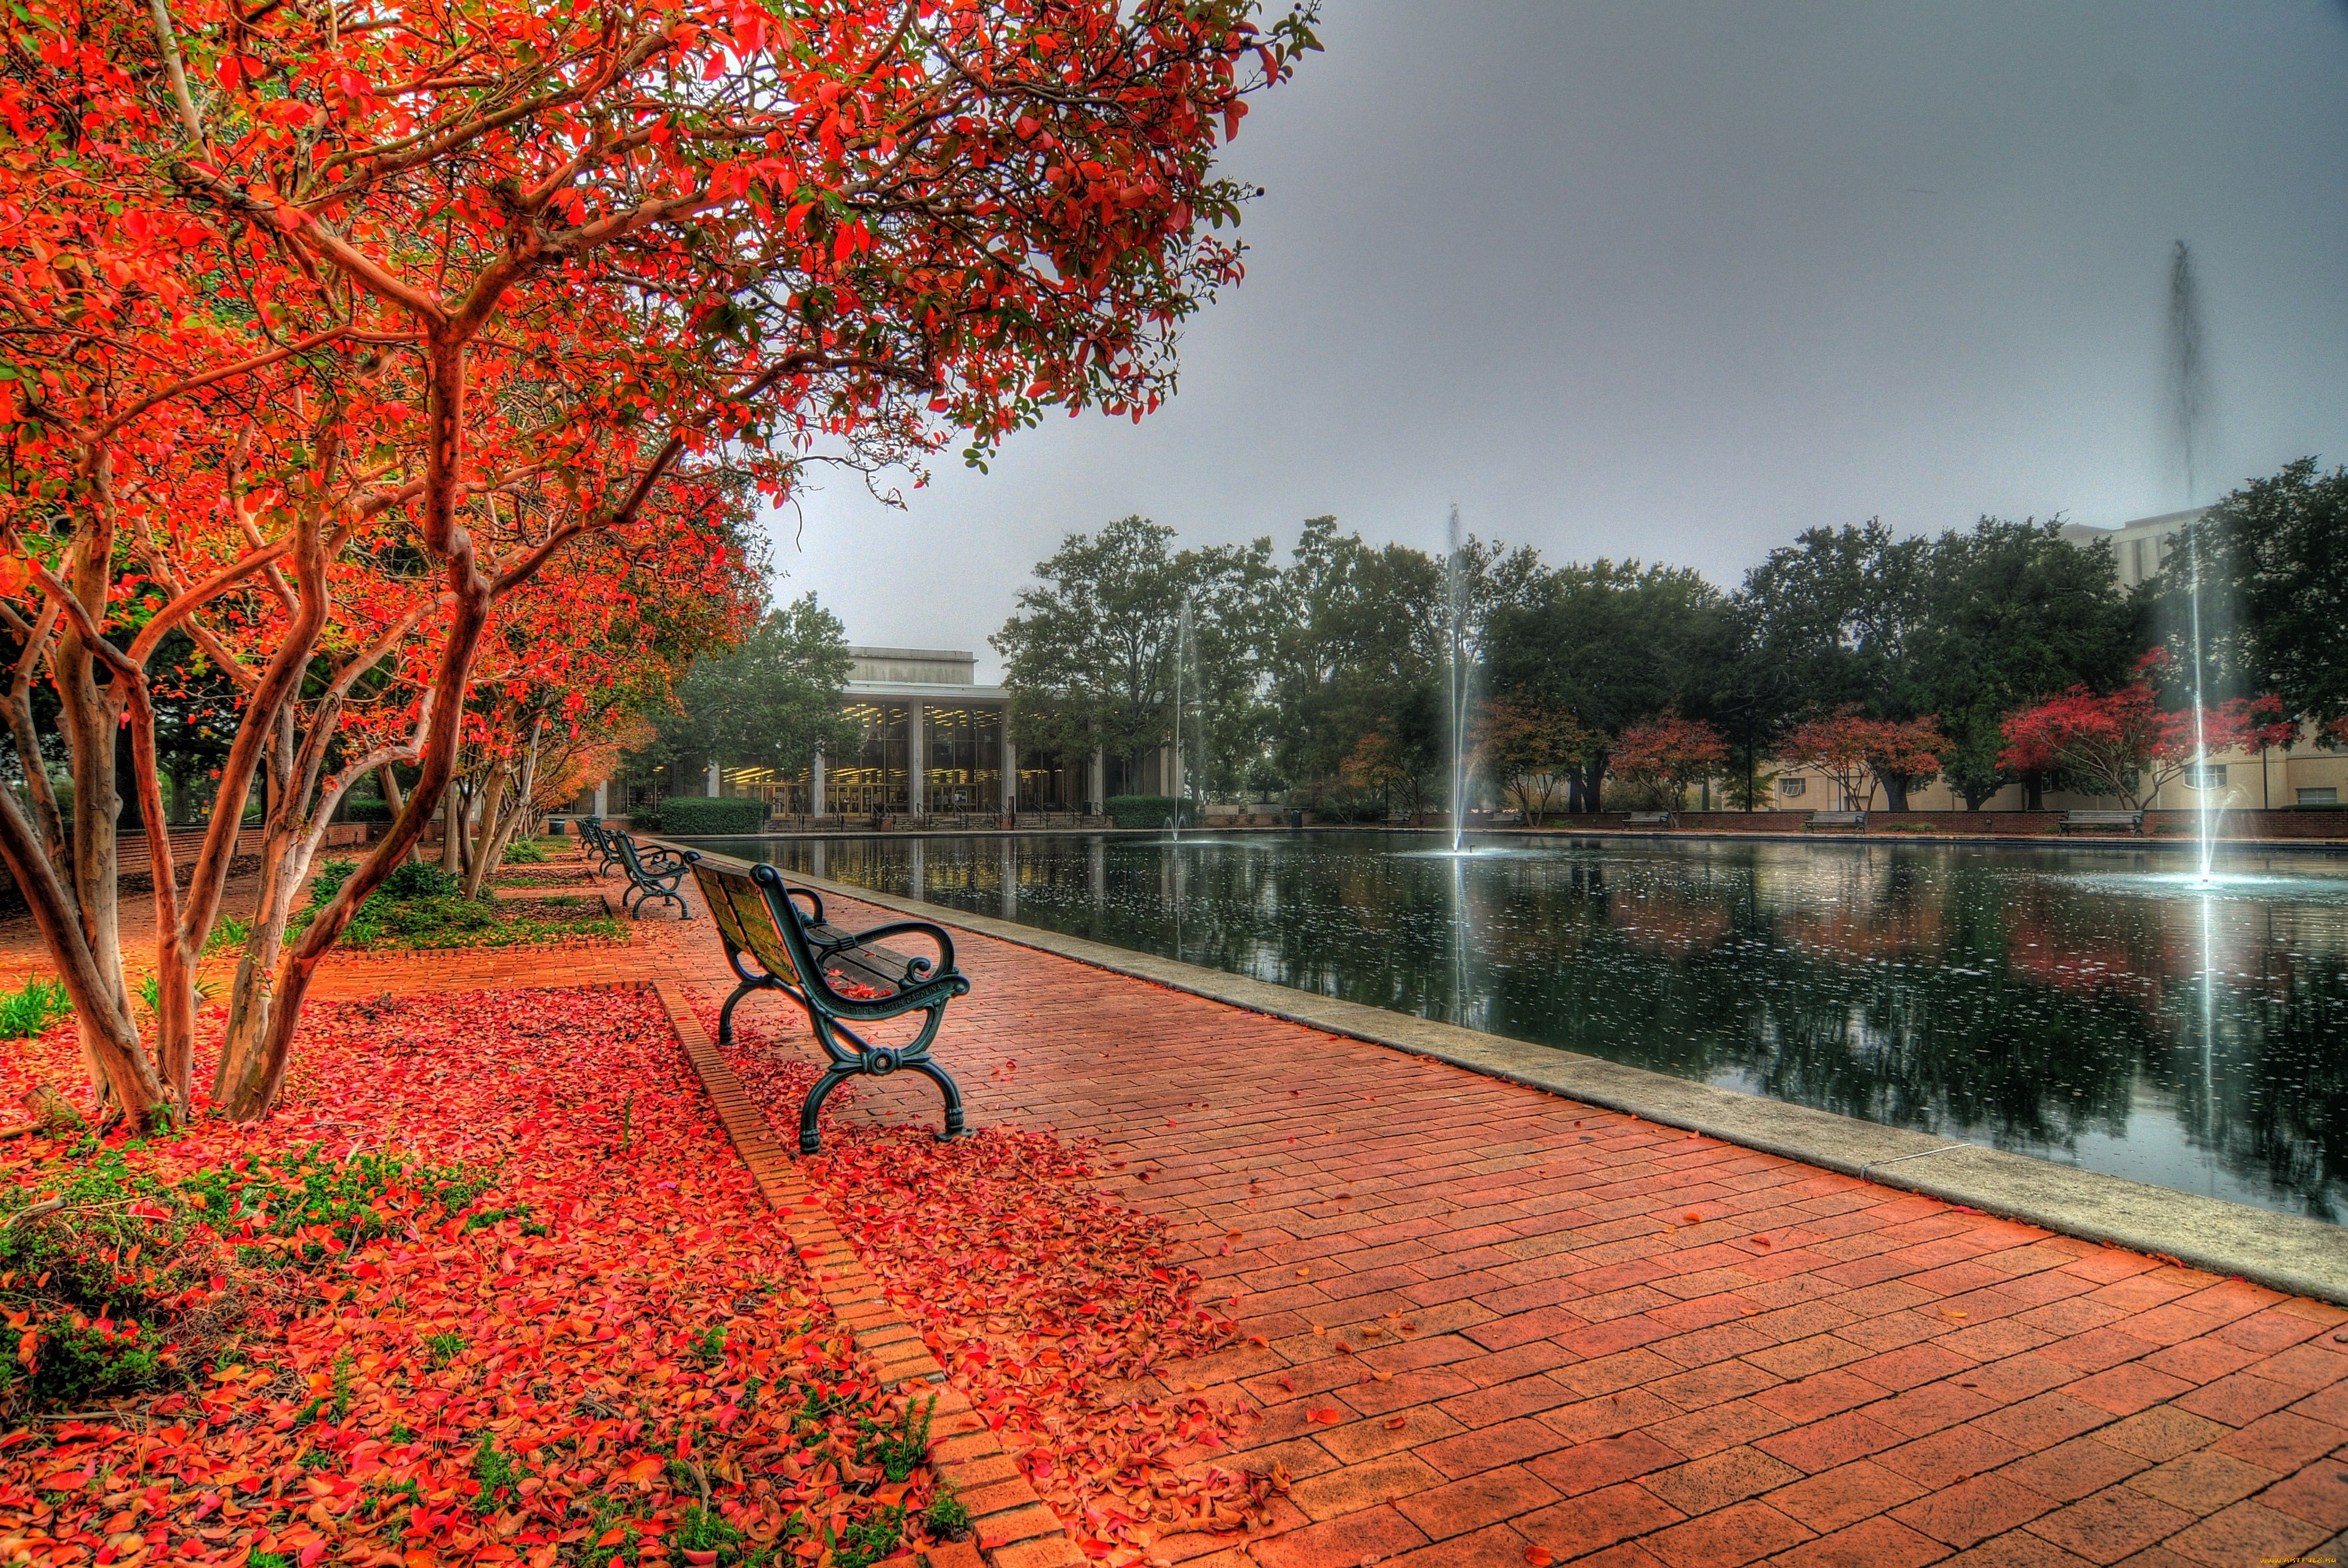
[[777, 1, 2348, 679]]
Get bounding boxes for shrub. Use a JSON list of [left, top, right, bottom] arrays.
[[1104, 794, 1199, 829], [336, 798, 394, 824], [501, 837, 548, 864], [381, 859, 460, 901], [650, 796, 770, 835]]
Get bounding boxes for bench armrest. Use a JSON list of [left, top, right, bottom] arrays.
[[844, 919, 958, 983], [783, 885, 826, 926]]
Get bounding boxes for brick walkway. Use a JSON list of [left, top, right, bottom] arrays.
[[9, 859, 2348, 1566]]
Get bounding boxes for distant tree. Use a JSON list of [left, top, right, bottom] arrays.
[[1776, 710, 1949, 811], [2150, 458, 2348, 727], [1475, 692, 1594, 821], [1338, 687, 1444, 820], [1738, 521, 1929, 717], [1906, 519, 2136, 808], [1610, 714, 1728, 811], [991, 517, 1278, 794], [1998, 652, 2297, 809], [1483, 560, 1736, 811], [643, 595, 857, 793]]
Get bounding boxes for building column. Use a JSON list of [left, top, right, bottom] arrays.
[[809, 744, 826, 817], [706, 761, 721, 798], [907, 703, 925, 817], [592, 779, 608, 817], [1091, 746, 1105, 815], [1002, 734, 1018, 819]]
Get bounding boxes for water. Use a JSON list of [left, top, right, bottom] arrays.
[[700, 831, 2348, 1220]]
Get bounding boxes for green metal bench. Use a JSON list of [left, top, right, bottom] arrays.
[[611, 832, 690, 919], [685, 852, 970, 1154], [576, 815, 624, 874]]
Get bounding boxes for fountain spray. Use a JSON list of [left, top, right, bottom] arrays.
[[1171, 593, 1193, 840], [2170, 241, 2214, 882], [1445, 505, 1471, 854]]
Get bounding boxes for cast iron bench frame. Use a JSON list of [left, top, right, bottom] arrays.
[[611, 831, 690, 919], [1804, 810, 1868, 831], [2059, 810, 2145, 835], [576, 815, 624, 874], [685, 852, 970, 1154]]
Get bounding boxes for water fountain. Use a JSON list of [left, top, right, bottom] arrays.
[[1445, 504, 1472, 854], [2170, 240, 2218, 885]]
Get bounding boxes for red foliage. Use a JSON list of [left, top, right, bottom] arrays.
[[1610, 714, 1728, 800], [1776, 710, 1950, 809], [714, 1011, 1283, 1559], [1998, 651, 2297, 808], [0, 989, 947, 1564]]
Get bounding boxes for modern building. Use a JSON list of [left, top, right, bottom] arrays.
[[591, 646, 1192, 821]]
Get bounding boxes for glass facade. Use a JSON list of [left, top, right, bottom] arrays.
[[831, 702, 910, 813], [922, 704, 1003, 812]]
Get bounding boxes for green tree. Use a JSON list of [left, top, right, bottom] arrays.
[[2151, 458, 2348, 727], [1905, 519, 2136, 807], [990, 517, 1279, 798], [639, 595, 856, 794], [1483, 561, 1736, 811], [1270, 516, 1547, 799]]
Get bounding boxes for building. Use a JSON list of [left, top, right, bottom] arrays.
[[1765, 508, 2348, 814]]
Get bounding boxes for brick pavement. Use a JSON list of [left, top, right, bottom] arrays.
[[6, 855, 2347, 1567]]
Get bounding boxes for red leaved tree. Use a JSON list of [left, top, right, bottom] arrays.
[[1776, 710, 1949, 810], [1609, 713, 1727, 811], [2, 0, 1317, 1125], [1998, 651, 2296, 809], [1473, 692, 1593, 821]]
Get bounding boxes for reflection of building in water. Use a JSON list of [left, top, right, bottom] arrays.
[[1767, 509, 2348, 814], [595, 646, 1192, 819]]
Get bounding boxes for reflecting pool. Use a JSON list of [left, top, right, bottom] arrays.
[[698, 832, 2348, 1220]]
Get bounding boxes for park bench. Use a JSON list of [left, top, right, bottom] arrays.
[[575, 815, 624, 874], [610, 832, 691, 919], [1804, 810, 1868, 832], [684, 852, 970, 1154], [2059, 809, 2144, 835], [1624, 811, 1674, 828]]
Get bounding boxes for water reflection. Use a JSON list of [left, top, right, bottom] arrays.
[[700, 832, 2348, 1220]]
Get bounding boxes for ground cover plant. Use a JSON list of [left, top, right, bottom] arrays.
[[712, 1007, 1284, 1562], [293, 861, 623, 953], [0, 987, 952, 1564]]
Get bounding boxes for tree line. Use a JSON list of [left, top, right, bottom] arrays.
[[994, 458, 2348, 816]]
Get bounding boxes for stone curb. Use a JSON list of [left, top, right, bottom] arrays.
[[740, 864, 2348, 1309], [647, 979, 1082, 1568]]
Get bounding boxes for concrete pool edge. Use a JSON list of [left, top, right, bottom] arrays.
[[672, 847, 2348, 1306]]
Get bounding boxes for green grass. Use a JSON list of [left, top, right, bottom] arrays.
[[0, 977, 70, 1039], [291, 857, 620, 952]]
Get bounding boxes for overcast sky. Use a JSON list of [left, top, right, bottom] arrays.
[[775, 0, 2348, 679]]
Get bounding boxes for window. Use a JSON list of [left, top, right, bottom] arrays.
[[1779, 777, 1806, 798], [2298, 787, 2339, 807]]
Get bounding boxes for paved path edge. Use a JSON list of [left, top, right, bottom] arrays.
[[699, 855, 2348, 1308], [649, 979, 1081, 1568]]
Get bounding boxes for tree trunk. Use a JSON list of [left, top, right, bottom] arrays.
[[1881, 774, 1912, 812], [1585, 750, 1607, 814], [377, 765, 417, 863], [440, 780, 464, 874], [461, 758, 512, 899], [2025, 771, 2044, 811]]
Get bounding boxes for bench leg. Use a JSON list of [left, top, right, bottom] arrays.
[[906, 1057, 966, 1142], [799, 1065, 858, 1156], [717, 979, 757, 1047]]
